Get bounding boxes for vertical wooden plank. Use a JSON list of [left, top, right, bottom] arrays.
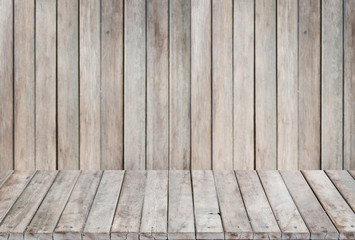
[[79, 0, 100, 169], [168, 171, 195, 240], [280, 171, 338, 239], [124, 0, 146, 170], [0, 171, 57, 240], [344, 0, 355, 170], [277, 0, 298, 170], [303, 170, 355, 239], [57, 0, 79, 170], [53, 171, 102, 240], [169, 0, 191, 170], [214, 171, 253, 239], [235, 170, 281, 239], [233, 0, 254, 170], [191, 0, 212, 170], [191, 171, 224, 239], [146, 0, 169, 170], [35, 0, 56, 170], [255, 0, 277, 170], [212, 0, 233, 170], [0, 0, 13, 170], [326, 170, 355, 211], [140, 171, 168, 239], [298, 0, 321, 170], [0, 171, 13, 188], [258, 171, 309, 239], [0, 171, 34, 224], [321, 0, 343, 170], [111, 171, 146, 240], [25, 171, 80, 240], [82, 171, 124, 240], [101, 0, 124, 170], [14, 0, 35, 170]]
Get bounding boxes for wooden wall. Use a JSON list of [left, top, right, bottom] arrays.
[[0, 0, 354, 170]]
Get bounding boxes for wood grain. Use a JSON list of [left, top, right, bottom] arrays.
[[233, 0, 254, 170], [298, 0, 321, 170], [255, 0, 277, 170], [124, 0, 146, 170], [191, 0, 212, 170], [79, 0, 101, 169], [169, 0, 191, 170], [277, 0, 298, 170], [344, 0, 355, 170], [0, 171, 13, 188], [57, 0, 79, 170], [14, 0, 35, 170], [321, 0, 343, 170], [35, 0, 56, 170], [0, 0, 13, 170], [101, 0, 124, 170], [146, 0, 169, 170]]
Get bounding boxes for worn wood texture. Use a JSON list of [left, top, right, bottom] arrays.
[[303, 170, 355, 239], [0, 0, 13, 170], [192, 171, 223, 239], [349, 170, 355, 179], [57, 0, 79, 170], [169, 0, 191, 170], [146, 0, 169, 170], [321, 0, 343, 170], [79, 0, 101, 170], [124, 0, 146, 170], [191, 0, 212, 170], [344, 0, 355, 170], [35, 0, 56, 170], [298, 0, 321, 170], [255, 0, 277, 170], [212, 0, 233, 170], [233, 0, 254, 170], [0, 171, 12, 188], [14, 0, 35, 170], [101, 0, 124, 170]]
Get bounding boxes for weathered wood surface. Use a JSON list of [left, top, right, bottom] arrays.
[[0, 171, 12, 188]]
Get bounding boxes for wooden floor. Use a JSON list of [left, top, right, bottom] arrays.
[[0, 170, 354, 240]]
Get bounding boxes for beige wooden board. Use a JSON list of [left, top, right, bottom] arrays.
[[280, 171, 338, 239], [191, 0, 212, 170], [83, 171, 124, 240], [111, 171, 146, 240], [123, 0, 146, 170], [79, 0, 100, 169], [57, 0, 79, 170], [233, 0, 254, 170], [192, 171, 223, 239], [326, 170, 355, 211], [140, 171, 168, 239], [0, 171, 13, 188], [146, 0, 169, 170], [169, 0, 191, 170], [0, 171, 34, 224], [53, 171, 102, 240], [101, 0, 124, 170], [14, 0, 35, 170], [235, 170, 281, 239], [344, 0, 355, 170], [298, 0, 321, 170], [321, 0, 343, 170], [168, 171, 195, 240], [35, 0, 56, 170], [0, 0, 13, 170], [258, 171, 309, 239], [349, 170, 355, 179], [0, 171, 57, 240], [255, 0, 277, 170], [25, 171, 80, 240], [303, 170, 355, 239], [212, 0, 233, 170], [277, 0, 298, 170], [213, 171, 253, 239]]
